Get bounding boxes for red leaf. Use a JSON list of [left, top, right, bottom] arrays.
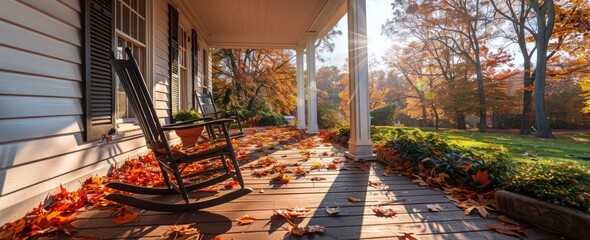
[[472, 170, 492, 187]]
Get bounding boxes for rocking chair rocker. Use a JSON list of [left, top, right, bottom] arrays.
[[106, 48, 252, 211]]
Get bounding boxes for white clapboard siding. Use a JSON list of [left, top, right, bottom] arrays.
[[0, 134, 146, 196], [58, 0, 81, 12], [0, 116, 83, 143], [0, 96, 82, 119], [0, 71, 81, 98], [0, 21, 81, 64], [154, 0, 171, 123], [0, 0, 80, 46], [20, 0, 81, 28], [0, 46, 81, 80]]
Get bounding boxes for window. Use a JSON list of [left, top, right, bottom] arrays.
[[115, 0, 146, 128]]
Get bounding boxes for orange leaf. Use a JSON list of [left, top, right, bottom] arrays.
[[310, 177, 326, 181], [371, 206, 397, 217], [113, 209, 138, 225], [348, 196, 360, 203], [472, 170, 492, 187], [498, 215, 519, 225], [224, 180, 239, 189], [236, 214, 256, 225]]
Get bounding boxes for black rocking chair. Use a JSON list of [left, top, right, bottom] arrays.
[[105, 47, 252, 211], [196, 91, 244, 139]]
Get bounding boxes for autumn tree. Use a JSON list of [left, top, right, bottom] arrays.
[[212, 49, 297, 115]]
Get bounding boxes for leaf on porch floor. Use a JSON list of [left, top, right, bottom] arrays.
[[305, 225, 326, 233], [196, 186, 220, 193], [224, 180, 239, 189], [498, 215, 519, 225], [111, 207, 138, 225], [426, 203, 443, 212], [348, 196, 361, 203], [310, 177, 327, 181], [368, 180, 383, 187], [289, 225, 307, 236], [325, 206, 340, 215], [294, 167, 308, 176], [0, 218, 25, 239], [371, 206, 397, 217], [485, 222, 526, 237], [395, 232, 421, 240], [236, 214, 256, 225], [463, 205, 491, 218], [164, 223, 200, 239], [327, 163, 338, 169], [270, 173, 291, 183], [311, 161, 322, 170]]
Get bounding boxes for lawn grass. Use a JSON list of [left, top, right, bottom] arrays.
[[376, 126, 590, 168]]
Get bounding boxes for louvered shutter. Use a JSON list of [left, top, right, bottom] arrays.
[[191, 29, 199, 107], [169, 4, 179, 119], [82, 0, 115, 142]]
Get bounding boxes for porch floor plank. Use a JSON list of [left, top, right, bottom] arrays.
[[71, 134, 561, 240]]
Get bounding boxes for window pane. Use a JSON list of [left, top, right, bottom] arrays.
[[139, 18, 145, 43], [131, 14, 137, 38], [138, 0, 145, 17], [116, 1, 122, 30], [122, 6, 130, 35]]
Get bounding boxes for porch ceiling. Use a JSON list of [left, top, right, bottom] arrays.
[[177, 0, 346, 49]]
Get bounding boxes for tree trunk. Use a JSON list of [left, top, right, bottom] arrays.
[[520, 71, 534, 135], [531, 0, 555, 138], [492, 111, 500, 129], [475, 65, 487, 132], [456, 113, 467, 130], [420, 102, 427, 127]]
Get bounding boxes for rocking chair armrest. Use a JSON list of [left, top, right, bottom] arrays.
[[161, 118, 234, 131], [164, 117, 214, 128]]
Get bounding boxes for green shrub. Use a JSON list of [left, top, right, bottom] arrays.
[[172, 109, 203, 122], [318, 103, 345, 129], [370, 104, 396, 126], [507, 162, 590, 213], [257, 111, 288, 126]]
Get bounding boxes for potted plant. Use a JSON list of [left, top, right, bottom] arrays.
[[172, 109, 205, 147]]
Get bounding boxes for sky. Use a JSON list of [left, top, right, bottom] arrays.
[[319, 0, 396, 69]]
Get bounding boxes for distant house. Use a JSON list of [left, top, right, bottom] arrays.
[[0, 0, 377, 223]]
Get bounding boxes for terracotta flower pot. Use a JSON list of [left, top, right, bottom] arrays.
[[175, 126, 205, 147]]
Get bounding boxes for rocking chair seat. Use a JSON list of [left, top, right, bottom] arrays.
[[107, 47, 251, 211]]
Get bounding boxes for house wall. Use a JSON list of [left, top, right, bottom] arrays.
[[0, 0, 212, 223]]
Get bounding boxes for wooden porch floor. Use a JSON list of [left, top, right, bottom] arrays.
[[71, 129, 560, 239]]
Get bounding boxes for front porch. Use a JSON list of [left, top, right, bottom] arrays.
[[68, 128, 557, 239]]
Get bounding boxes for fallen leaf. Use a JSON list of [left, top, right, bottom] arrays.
[[196, 187, 220, 193], [289, 225, 306, 236], [311, 161, 322, 170], [270, 173, 291, 183], [368, 180, 382, 187], [305, 225, 326, 233], [371, 206, 397, 217], [486, 222, 526, 237], [348, 196, 360, 203], [325, 206, 340, 215], [236, 214, 256, 225], [112, 208, 138, 225], [472, 170, 492, 188], [164, 223, 200, 238], [259, 189, 264, 193], [498, 215, 519, 225], [464, 205, 491, 218], [426, 203, 443, 212], [224, 180, 239, 189], [395, 232, 421, 240], [310, 177, 327, 181]]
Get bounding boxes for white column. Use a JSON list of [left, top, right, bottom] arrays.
[[296, 49, 306, 129], [345, 0, 375, 160], [306, 35, 319, 134]]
